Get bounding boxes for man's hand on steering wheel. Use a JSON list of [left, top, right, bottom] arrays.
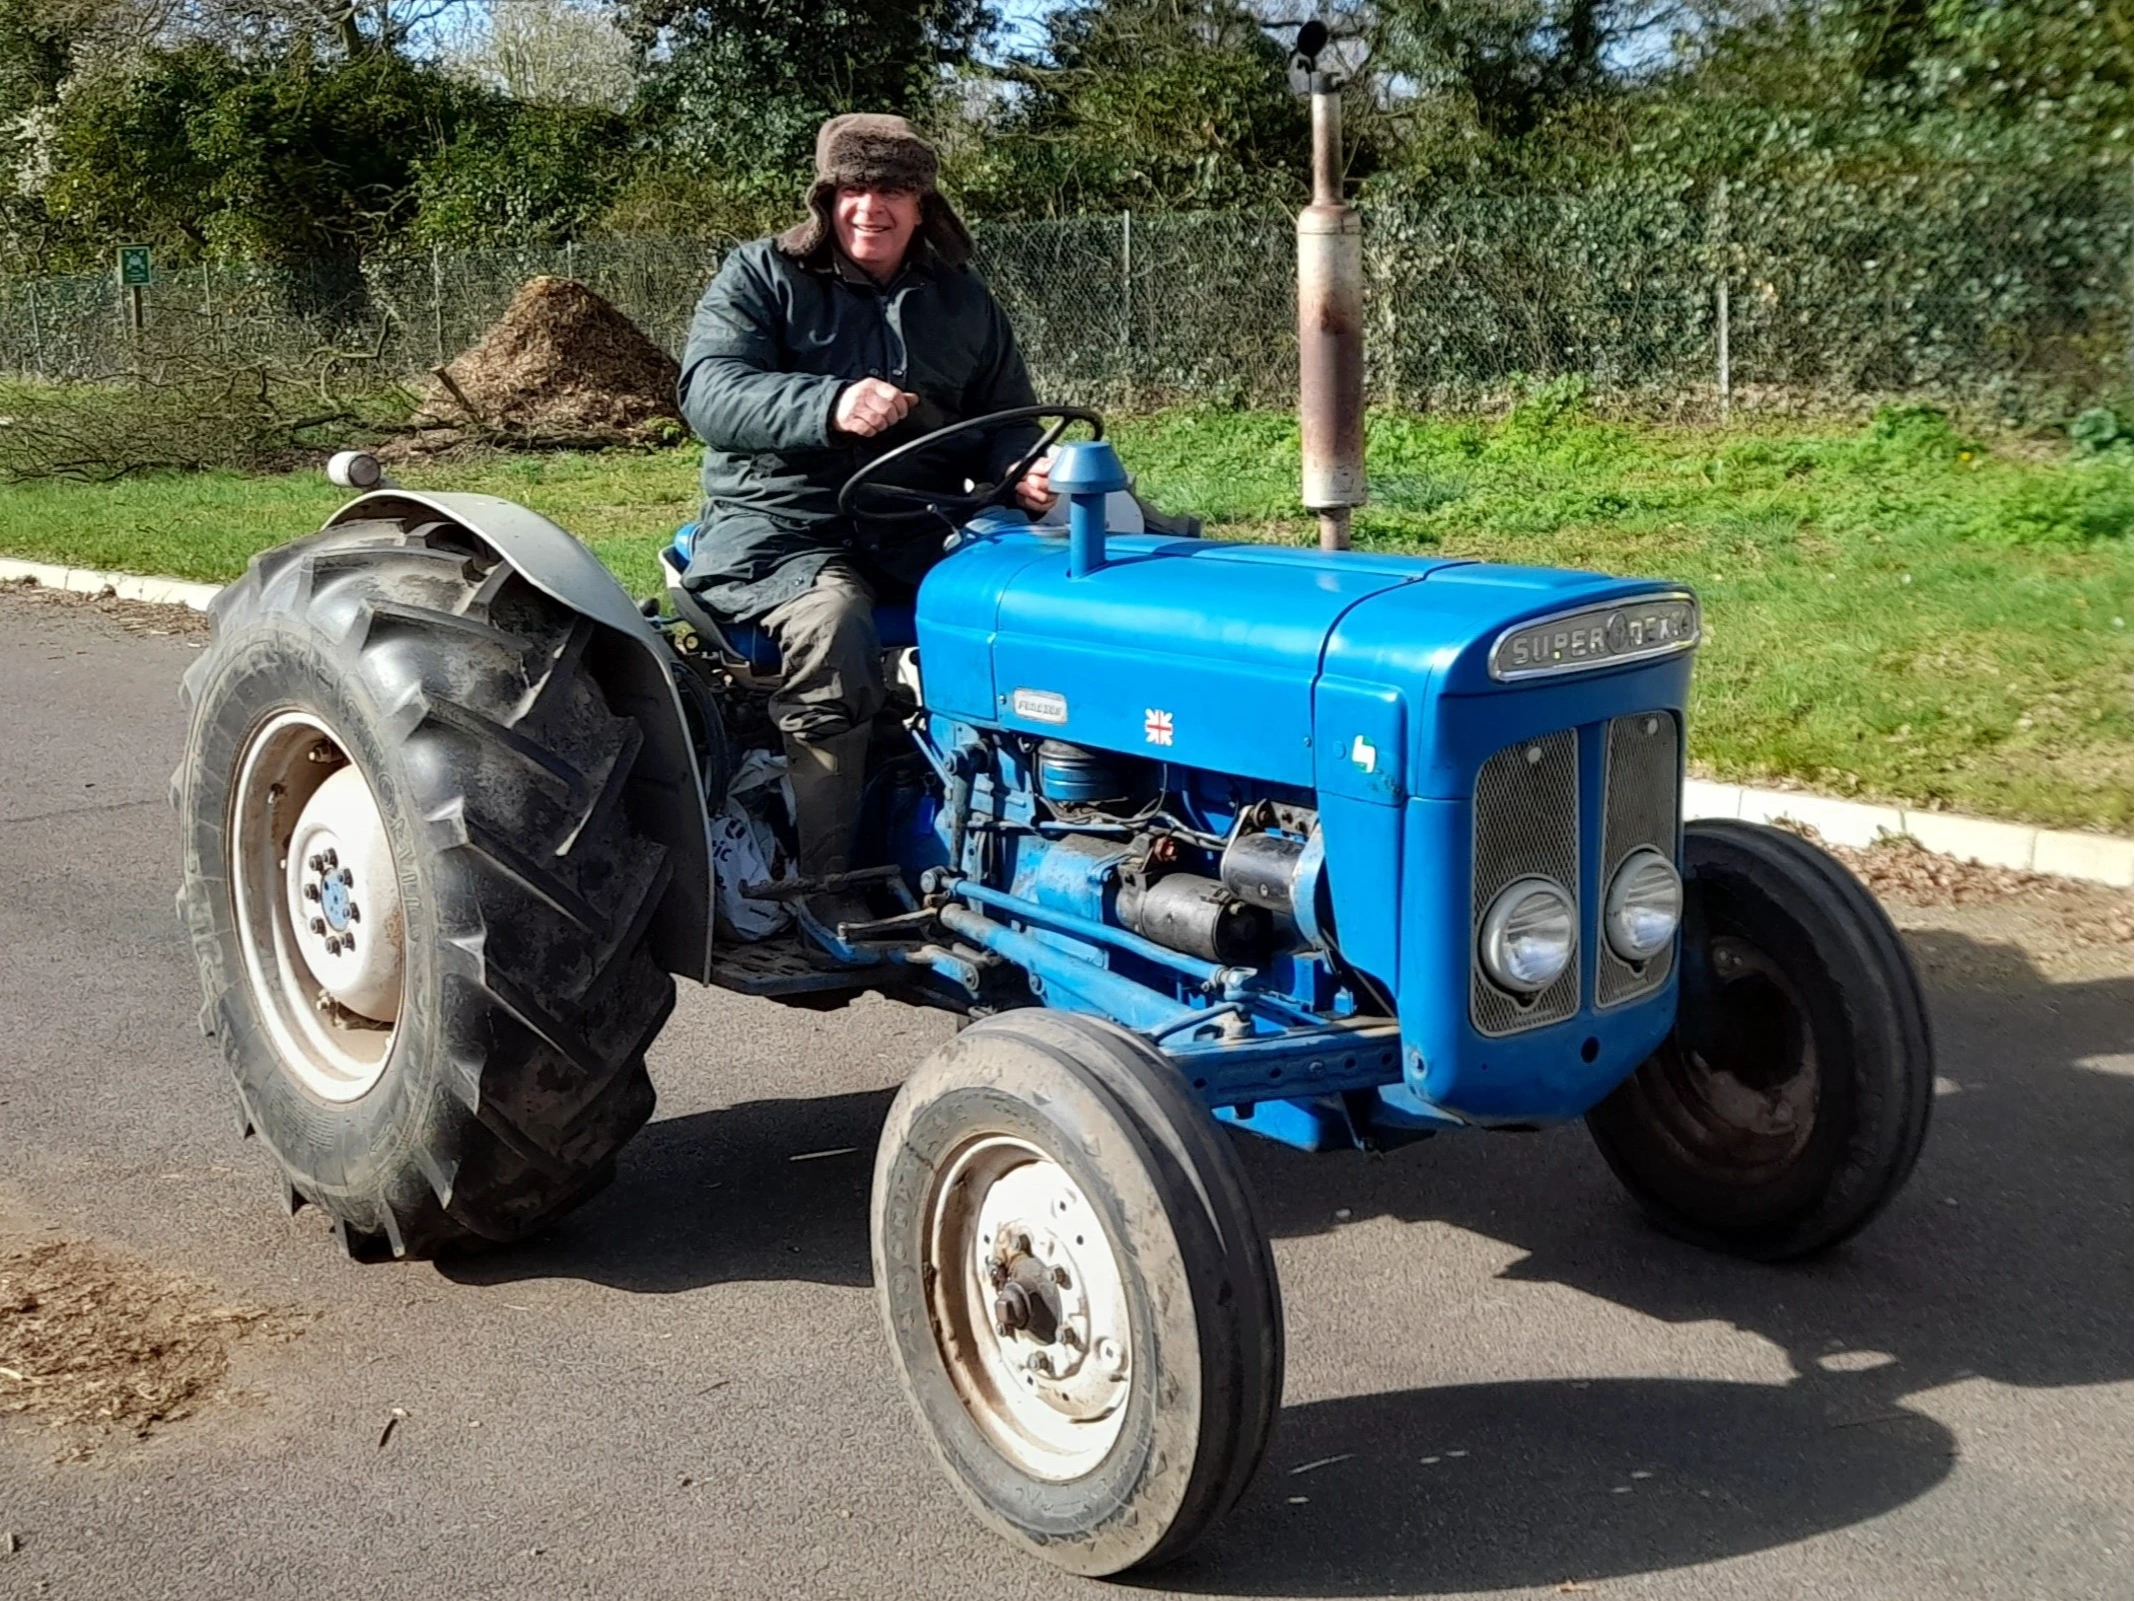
[[833, 388, 1057, 509], [836, 405, 1103, 528], [833, 378, 918, 439], [1012, 450, 1057, 514]]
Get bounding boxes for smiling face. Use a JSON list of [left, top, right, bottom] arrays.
[[832, 185, 922, 280]]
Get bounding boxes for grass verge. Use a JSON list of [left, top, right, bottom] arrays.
[[0, 400, 2126, 829]]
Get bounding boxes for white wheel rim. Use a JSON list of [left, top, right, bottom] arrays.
[[923, 1135, 1134, 1481], [229, 711, 405, 1102]]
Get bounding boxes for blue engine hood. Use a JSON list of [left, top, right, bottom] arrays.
[[917, 526, 1454, 784], [917, 520, 1688, 796]]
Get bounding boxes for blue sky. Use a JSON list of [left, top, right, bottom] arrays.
[[993, 0, 1063, 57], [424, 0, 1066, 60]]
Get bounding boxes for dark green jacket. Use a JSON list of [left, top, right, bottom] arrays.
[[677, 236, 1039, 619]]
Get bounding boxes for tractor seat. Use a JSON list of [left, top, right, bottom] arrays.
[[659, 532, 915, 676]]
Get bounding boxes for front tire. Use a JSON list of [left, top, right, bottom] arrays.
[[1586, 819, 1934, 1260], [871, 1012, 1283, 1576], [175, 519, 674, 1259]]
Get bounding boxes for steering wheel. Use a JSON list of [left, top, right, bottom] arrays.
[[836, 404, 1105, 529]]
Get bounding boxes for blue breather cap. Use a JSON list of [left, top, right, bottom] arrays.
[[1048, 439, 1130, 496]]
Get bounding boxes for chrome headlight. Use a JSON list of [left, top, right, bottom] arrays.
[[1605, 847, 1683, 963], [1479, 876, 1576, 995]]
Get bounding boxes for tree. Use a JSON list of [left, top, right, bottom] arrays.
[[442, 0, 636, 109], [413, 101, 634, 243], [0, 0, 154, 104], [190, 0, 481, 61], [30, 44, 483, 262], [942, 0, 1322, 216], [1629, 0, 2131, 182], [1360, 0, 1686, 149], [623, 0, 991, 185]]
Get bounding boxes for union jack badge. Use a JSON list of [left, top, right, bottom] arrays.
[[1144, 708, 1174, 747]]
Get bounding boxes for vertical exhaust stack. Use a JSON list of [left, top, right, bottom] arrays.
[[1295, 21, 1365, 553]]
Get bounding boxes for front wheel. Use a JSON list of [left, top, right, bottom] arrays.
[[871, 1012, 1283, 1576], [1586, 819, 1934, 1261]]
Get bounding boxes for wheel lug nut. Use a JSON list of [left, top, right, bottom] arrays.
[[303, 883, 322, 901], [338, 867, 354, 886], [1052, 1266, 1071, 1289], [324, 936, 342, 956], [308, 854, 325, 873], [993, 1282, 1034, 1334], [1026, 1352, 1052, 1377], [309, 917, 327, 935], [321, 849, 338, 870], [346, 903, 360, 922]]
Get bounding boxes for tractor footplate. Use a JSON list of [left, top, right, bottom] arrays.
[[707, 935, 890, 999]]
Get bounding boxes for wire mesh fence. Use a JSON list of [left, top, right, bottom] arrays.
[[1, 184, 2126, 424]]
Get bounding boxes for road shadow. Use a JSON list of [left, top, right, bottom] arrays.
[[1236, 934, 2132, 1401], [440, 1086, 893, 1293], [1150, 1372, 1954, 1595]]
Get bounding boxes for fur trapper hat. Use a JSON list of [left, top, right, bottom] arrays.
[[776, 113, 974, 268]]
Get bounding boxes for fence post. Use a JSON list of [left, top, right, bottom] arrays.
[[26, 277, 45, 379], [1714, 178, 1732, 423], [431, 244, 446, 366], [1120, 211, 1132, 350]]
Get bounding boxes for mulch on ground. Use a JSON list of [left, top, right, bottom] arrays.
[[405, 275, 683, 454], [1, 1234, 304, 1453], [1784, 824, 2132, 948], [0, 576, 210, 638]]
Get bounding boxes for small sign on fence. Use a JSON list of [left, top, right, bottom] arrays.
[[115, 244, 150, 336]]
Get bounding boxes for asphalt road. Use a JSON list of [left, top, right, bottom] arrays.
[[1, 587, 2128, 1601]]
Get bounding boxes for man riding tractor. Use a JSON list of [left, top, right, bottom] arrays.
[[677, 114, 1056, 958], [179, 105, 1936, 1584]]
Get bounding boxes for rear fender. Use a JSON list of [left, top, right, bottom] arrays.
[[325, 491, 714, 982]]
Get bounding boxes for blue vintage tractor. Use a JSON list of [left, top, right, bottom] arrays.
[[173, 411, 1932, 1577]]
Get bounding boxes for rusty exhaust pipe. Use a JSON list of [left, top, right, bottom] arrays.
[[1296, 22, 1364, 552]]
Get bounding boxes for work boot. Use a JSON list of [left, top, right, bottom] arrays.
[[783, 725, 880, 965]]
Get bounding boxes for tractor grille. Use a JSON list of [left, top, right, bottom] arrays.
[[1596, 712, 1683, 1008], [1470, 729, 1580, 1037]]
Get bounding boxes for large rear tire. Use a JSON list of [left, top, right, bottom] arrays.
[[174, 519, 674, 1259], [1585, 819, 1934, 1261], [871, 1012, 1283, 1576]]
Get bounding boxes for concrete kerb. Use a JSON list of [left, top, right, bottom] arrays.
[[1684, 779, 2133, 890], [0, 557, 220, 612], [4, 559, 2129, 889]]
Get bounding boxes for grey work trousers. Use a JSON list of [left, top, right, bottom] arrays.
[[758, 562, 888, 740]]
